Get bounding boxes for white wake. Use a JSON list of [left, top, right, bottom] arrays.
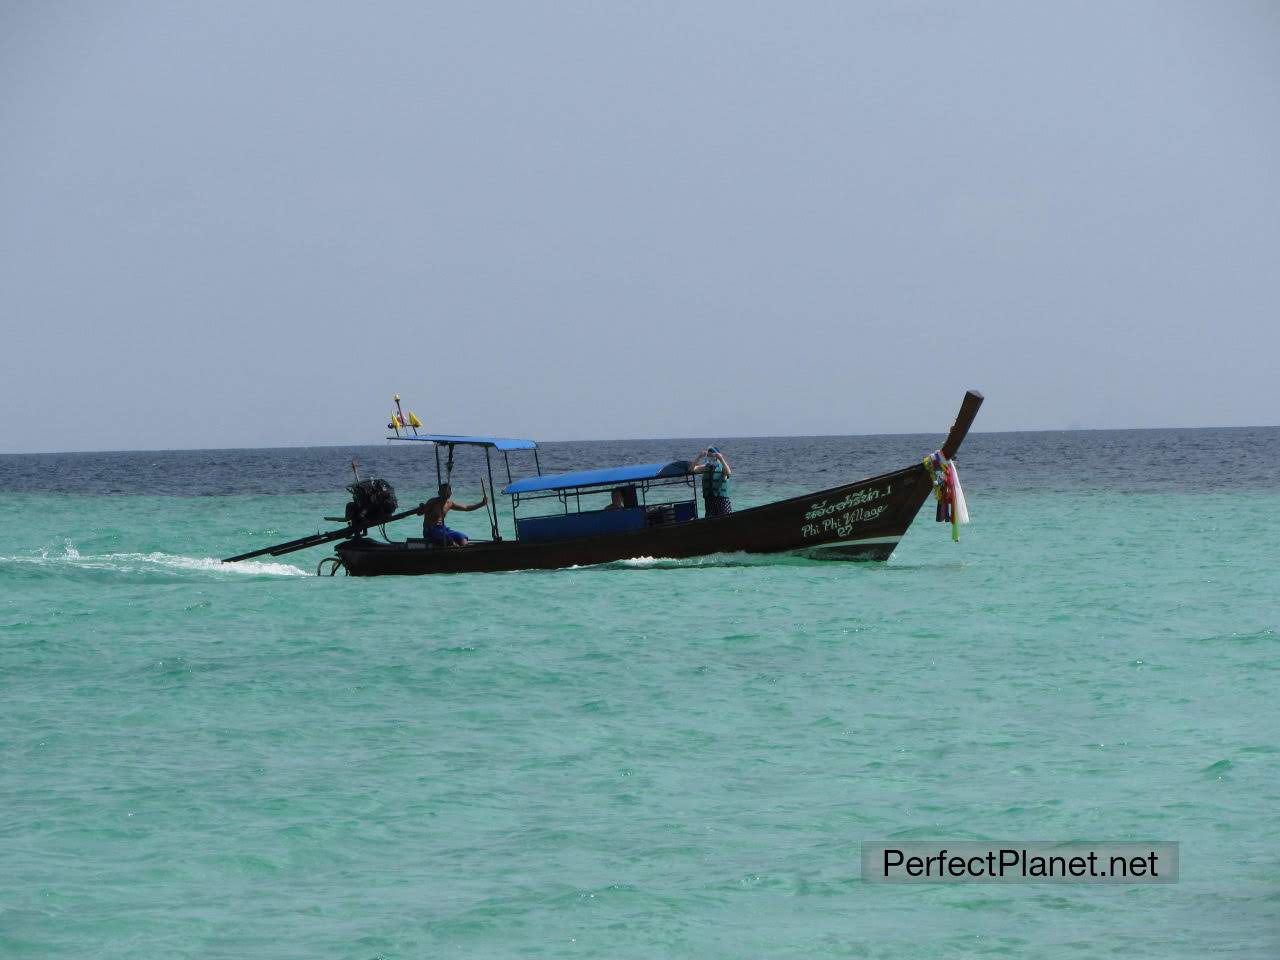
[[0, 543, 307, 577]]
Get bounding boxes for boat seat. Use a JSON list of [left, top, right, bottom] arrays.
[[645, 499, 696, 526]]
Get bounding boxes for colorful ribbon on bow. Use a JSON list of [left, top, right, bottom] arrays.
[[923, 451, 970, 542]]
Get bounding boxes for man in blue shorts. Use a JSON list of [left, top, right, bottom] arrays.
[[421, 483, 488, 546]]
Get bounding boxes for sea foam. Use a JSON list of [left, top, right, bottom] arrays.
[[0, 543, 306, 577]]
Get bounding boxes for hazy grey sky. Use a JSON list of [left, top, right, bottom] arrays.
[[2, 1, 1277, 452]]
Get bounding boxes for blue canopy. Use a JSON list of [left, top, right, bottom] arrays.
[[504, 460, 691, 495], [387, 434, 538, 451]]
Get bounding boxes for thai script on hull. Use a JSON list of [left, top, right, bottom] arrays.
[[803, 485, 892, 524]]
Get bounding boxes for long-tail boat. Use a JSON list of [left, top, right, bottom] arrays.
[[223, 390, 982, 575]]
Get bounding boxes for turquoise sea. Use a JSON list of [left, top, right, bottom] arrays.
[[1, 429, 1277, 958]]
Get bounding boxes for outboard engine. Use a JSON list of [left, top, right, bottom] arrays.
[[345, 478, 398, 527]]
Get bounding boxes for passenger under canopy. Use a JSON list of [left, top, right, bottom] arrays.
[[503, 460, 698, 544], [386, 433, 542, 543], [503, 460, 690, 495]]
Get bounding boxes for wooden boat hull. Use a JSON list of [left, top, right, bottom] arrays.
[[332, 390, 982, 576], [334, 462, 928, 575]]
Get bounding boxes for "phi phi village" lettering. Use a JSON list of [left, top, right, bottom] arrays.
[[800, 485, 891, 539]]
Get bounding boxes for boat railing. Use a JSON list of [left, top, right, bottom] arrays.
[[507, 472, 699, 544]]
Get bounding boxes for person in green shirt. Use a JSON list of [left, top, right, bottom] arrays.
[[690, 446, 732, 517]]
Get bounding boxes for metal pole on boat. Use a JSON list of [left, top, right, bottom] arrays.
[[221, 501, 427, 563], [484, 448, 501, 541]]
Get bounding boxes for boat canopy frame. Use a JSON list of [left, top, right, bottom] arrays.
[[502, 461, 692, 497], [503, 461, 698, 523], [387, 433, 542, 542]]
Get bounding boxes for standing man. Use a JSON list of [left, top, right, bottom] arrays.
[[421, 483, 488, 546], [690, 446, 733, 517]]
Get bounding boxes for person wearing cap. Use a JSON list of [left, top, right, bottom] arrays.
[[689, 446, 733, 517]]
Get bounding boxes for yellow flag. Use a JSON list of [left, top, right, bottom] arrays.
[[407, 411, 423, 428], [389, 411, 401, 434]]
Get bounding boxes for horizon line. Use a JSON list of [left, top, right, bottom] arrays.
[[3, 422, 1278, 457]]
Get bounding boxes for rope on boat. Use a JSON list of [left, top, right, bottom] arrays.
[[316, 557, 346, 576]]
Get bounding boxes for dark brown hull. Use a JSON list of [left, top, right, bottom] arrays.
[[336, 463, 933, 575]]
